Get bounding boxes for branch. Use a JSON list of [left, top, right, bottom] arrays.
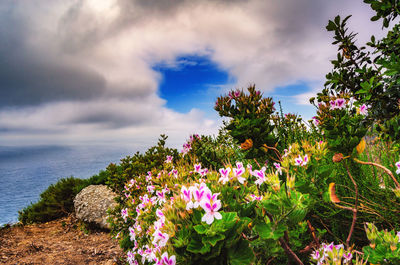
[[344, 162, 358, 249], [279, 237, 304, 265], [264, 212, 304, 265], [353, 158, 400, 189]]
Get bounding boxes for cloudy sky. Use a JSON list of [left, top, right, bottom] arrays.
[[0, 0, 384, 151]]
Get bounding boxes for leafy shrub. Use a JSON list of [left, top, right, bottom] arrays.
[[106, 134, 178, 195], [182, 130, 240, 170], [18, 177, 85, 224], [18, 169, 111, 224], [215, 85, 278, 160]]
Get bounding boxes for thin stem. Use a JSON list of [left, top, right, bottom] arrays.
[[353, 158, 400, 189], [344, 162, 358, 249], [264, 212, 304, 265]]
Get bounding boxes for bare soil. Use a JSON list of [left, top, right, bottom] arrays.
[[0, 215, 124, 265]]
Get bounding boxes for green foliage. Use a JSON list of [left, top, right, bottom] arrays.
[[273, 103, 314, 149], [184, 130, 240, 170], [177, 211, 254, 265], [18, 168, 110, 225], [364, 0, 400, 28], [363, 222, 400, 264], [106, 134, 178, 194], [322, 12, 400, 123], [18, 177, 85, 224], [215, 84, 277, 159]]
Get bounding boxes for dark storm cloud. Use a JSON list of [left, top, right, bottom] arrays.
[[0, 1, 106, 108], [70, 110, 148, 128], [0, 52, 107, 107]]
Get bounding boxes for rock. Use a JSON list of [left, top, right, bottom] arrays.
[[74, 185, 117, 229]]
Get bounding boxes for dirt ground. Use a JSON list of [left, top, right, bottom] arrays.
[[0, 215, 124, 265]]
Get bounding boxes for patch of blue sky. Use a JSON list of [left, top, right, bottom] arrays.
[[153, 55, 235, 119], [266, 81, 318, 122]]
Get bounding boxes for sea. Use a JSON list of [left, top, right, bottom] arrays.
[[0, 145, 134, 226]]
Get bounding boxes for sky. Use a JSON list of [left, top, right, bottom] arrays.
[[0, 0, 387, 151]]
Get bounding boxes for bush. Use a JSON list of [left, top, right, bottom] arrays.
[[18, 170, 110, 224], [18, 177, 85, 224]]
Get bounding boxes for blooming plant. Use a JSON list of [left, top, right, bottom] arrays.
[[312, 94, 369, 156], [362, 222, 400, 264], [310, 243, 353, 264], [214, 85, 278, 159]]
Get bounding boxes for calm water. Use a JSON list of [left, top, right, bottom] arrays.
[[0, 145, 133, 226]]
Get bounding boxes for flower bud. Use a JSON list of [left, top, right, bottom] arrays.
[[332, 153, 344, 163]]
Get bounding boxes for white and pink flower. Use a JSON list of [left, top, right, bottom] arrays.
[[358, 104, 368, 115], [218, 167, 231, 184], [252, 167, 267, 186], [161, 252, 176, 265], [395, 161, 400, 174], [274, 163, 282, 175], [233, 166, 246, 184], [165, 155, 173, 163], [294, 154, 308, 166], [121, 208, 129, 222], [200, 191, 222, 225]]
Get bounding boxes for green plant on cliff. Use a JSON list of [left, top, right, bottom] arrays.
[[18, 177, 85, 224]]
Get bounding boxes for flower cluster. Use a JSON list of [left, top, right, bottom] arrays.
[[120, 171, 178, 265], [294, 154, 309, 166], [218, 162, 246, 184], [181, 134, 201, 155], [395, 160, 400, 174], [311, 243, 353, 264], [329, 98, 346, 110], [181, 181, 222, 225]]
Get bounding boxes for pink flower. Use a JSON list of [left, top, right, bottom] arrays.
[[359, 104, 368, 115], [194, 163, 202, 173], [200, 191, 222, 225], [121, 208, 128, 222], [323, 243, 334, 252], [169, 169, 178, 178], [250, 194, 263, 202], [127, 250, 137, 265], [336, 98, 345, 109], [236, 161, 244, 169], [129, 227, 136, 241], [152, 230, 169, 247], [161, 252, 176, 265], [156, 209, 165, 220], [218, 167, 231, 184], [310, 250, 320, 260], [200, 168, 209, 177], [343, 252, 352, 262], [330, 98, 346, 110], [273, 163, 282, 175], [156, 191, 166, 205], [181, 186, 194, 209], [233, 167, 246, 184], [312, 116, 320, 126], [294, 155, 308, 166], [147, 185, 155, 194], [252, 167, 267, 186], [395, 161, 400, 174], [191, 183, 210, 208], [247, 164, 253, 175], [165, 155, 173, 163]]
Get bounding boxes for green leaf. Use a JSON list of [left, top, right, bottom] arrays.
[[326, 20, 336, 31], [194, 224, 208, 234], [228, 239, 255, 265], [187, 237, 211, 254], [203, 233, 225, 247]]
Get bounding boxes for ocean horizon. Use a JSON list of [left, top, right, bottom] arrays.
[[0, 144, 134, 226]]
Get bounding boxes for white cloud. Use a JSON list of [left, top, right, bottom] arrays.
[[0, 0, 384, 148]]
